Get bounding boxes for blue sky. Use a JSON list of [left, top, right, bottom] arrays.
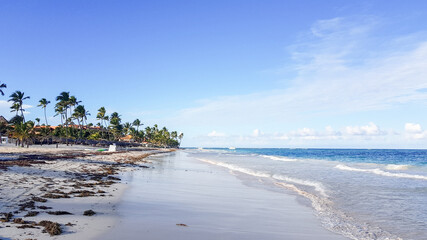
[[1, 0, 427, 148]]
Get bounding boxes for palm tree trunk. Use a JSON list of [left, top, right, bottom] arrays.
[[20, 107, 25, 122], [44, 108, 48, 125], [102, 120, 106, 139], [77, 118, 82, 139], [64, 110, 69, 145]]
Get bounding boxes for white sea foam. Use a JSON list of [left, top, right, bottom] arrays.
[[274, 182, 402, 240], [199, 158, 271, 178], [272, 174, 328, 197], [260, 155, 298, 162], [385, 164, 409, 170], [198, 157, 402, 240], [335, 164, 427, 180], [198, 158, 326, 196]]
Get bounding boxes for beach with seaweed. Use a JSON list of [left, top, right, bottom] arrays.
[[0, 145, 173, 239]]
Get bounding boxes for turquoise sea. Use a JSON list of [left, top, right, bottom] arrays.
[[188, 148, 427, 240]]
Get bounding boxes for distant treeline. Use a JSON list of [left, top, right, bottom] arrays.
[[0, 83, 183, 148]]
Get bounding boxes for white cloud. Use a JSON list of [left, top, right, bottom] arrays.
[[344, 122, 385, 136], [252, 129, 263, 137], [288, 128, 320, 140], [190, 123, 396, 148], [405, 123, 422, 133], [207, 130, 226, 137], [0, 100, 33, 118], [404, 123, 427, 139], [283, 123, 385, 141]]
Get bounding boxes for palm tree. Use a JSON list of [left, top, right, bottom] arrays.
[[35, 118, 40, 126], [83, 107, 90, 126], [97, 107, 107, 127], [109, 112, 122, 140], [54, 104, 66, 126], [73, 105, 86, 138], [97, 107, 109, 139], [110, 112, 121, 123], [171, 131, 178, 140], [69, 96, 81, 117], [12, 121, 34, 147], [10, 103, 20, 116], [178, 132, 184, 145], [8, 91, 30, 122], [56, 92, 71, 139], [56, 92, 70, 122], [123, 122, 133, 136], [38, 98, 51, 126], [133, 118, 143, 132], [145, 126, 152, 142], [0, 81, 6, 96]]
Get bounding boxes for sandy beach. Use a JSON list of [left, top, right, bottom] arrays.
[[0, 144, 172, 240], [1, 146, 347, 240], [99, 150, 346, 240]]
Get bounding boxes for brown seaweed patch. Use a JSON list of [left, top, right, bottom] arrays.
[[19, 201, 35, 211], [47, 211, 72, 215], [39, 220, 62, 236], [83, 210, 96, 216], [72, 180, 116, 188], [12, 218, 34, 225], [13, 218, 25, 224], [17, 224, 37, 229], [24, 211, 39, 217], [68, 190, 96, 197], [127, 153, 151, 162], [42, 193, 70, 199], [0, 212, 13, 222], [37, 206, 52, 210], [107, 176, 121, 181], [32, 196, 48, 202]]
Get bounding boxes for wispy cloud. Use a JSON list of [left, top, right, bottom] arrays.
[[174, 16, 427, 135], [192, 123, 398, 148], [207, 130, 226, 137]]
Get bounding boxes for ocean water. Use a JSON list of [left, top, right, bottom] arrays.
[[187, 148, 427, 240]]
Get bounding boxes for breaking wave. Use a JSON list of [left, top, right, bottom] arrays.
[[385, 164, 409, 170], [198, 158, 327, 196], [198, 157, 401, 240], [260, 155, 298, 162], [274, 182, 402, 240], [335, 164, 427, 180]]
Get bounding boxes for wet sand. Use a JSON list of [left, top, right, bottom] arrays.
[[100, 151, 346, 240]]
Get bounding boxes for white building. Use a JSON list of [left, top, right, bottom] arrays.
[[1, 136, 8, 144]]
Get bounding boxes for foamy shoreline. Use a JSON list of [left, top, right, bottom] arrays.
[[0, 144, 173, 240]]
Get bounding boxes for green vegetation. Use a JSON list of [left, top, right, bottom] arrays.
[[0, 81, 6, 96], [38, 98, 50, 125], [1, 84, 183, 148], [8, 91, 30, 122]]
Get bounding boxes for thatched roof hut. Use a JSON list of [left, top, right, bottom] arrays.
[[0, 116, 8, 124]]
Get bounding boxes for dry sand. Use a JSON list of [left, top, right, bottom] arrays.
[[0, 144, 172, 240]]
